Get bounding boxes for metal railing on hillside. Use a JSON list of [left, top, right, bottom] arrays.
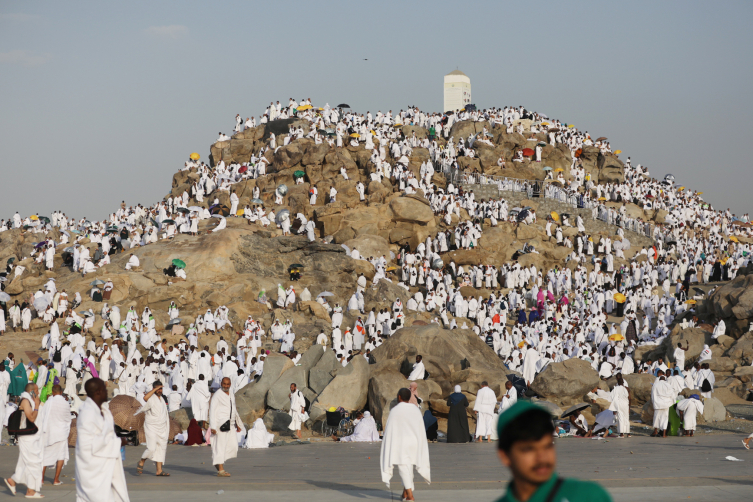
[[451, 168, 659, 241]]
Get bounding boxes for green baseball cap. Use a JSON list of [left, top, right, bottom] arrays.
[[497, 400, 548, 439]]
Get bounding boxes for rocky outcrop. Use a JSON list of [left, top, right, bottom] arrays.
[[530, 359, 599, 407]]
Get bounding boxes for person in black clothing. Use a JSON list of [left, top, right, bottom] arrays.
[[423, 410, 438, 442], [445, 385, 470, 443]]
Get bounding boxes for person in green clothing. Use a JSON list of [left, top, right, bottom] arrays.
[[39, 363, 58, 402], [496, 401, 612, 502]]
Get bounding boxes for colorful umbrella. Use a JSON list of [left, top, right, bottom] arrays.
[[522, 148, 534, 157], [614, 293, 626, 303], [614, 150, 622, 154], [608, 333, 625, 342], [190, 153, 200, 160], [172, 259, 186, 269]]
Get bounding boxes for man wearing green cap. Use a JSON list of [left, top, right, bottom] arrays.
[[496, 401, 612, 502]]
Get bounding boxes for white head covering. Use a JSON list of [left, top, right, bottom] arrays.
[[454, 385, 462, 393]]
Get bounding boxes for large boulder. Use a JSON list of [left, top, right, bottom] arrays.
[[372, 324, 505, 374], [709, 275, 753, 321], [266, 365, 308, 411], [236, 354, 294, 422], [309, 350, 339, 394], [667, 327, 711, 364], [312, 356, 369, 412], [530, 359, 599, 407], [368, 370, 409, 429], [703, 397, 727, 422], [389, 197, 434, 225], [727, 332, 753, 363], [624, 373, 656, 405], [263, 409, 293, 433]]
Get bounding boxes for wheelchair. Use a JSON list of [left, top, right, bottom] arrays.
[[321, 409, 354, 437]]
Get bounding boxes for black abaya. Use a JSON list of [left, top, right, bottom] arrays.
[[445, 392, 471, 443]]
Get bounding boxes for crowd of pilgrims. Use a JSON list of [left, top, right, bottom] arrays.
[[2, 99, 753, 441]]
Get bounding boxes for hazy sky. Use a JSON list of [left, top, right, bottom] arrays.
[[2, 1, 751, 219]]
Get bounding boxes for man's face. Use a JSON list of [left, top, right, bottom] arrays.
[[221, 378, 231, 393], [498, 434, 556, 487]]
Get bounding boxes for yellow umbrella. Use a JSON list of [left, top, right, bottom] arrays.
[[554, 167, 564, 172], [236, 209, 245, 216], [685, 299, 697, 305], [350, 133, 360, 138], [614, 150, 622, 154], [297, 104, 312, 111], [614, 293, 626, 303], [370, 129, 376, 135], [518, 341, 526, 348], [394, 123, 402, 127], [720, 258, 728, 265], [385, 265, 398, 271], [568, 124, 575, 128], [318, 107, 323, 110], [678, 186, 685, 191], [730, 236, 739, 243], [550, 211, 559, 222], [609, 333, 625, 342], [697, 191, 703, 195], [190, 152, 200, 160], [30, 215, 39, 221], [541, 122, 550, 126], [598, 197, 607, 201]]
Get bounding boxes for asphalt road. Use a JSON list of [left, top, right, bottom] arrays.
[[1, 434, 752, 501]]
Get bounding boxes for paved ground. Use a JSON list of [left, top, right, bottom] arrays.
[[2, 434, 752, 501]]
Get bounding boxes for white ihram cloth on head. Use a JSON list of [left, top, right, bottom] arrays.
[[75, 397, 129, 502], [379, 402, 430, 488], [340, 411, 381, 442]]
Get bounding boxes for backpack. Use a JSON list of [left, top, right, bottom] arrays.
[[53, 348, 62, 363], [701, 378, 712, 393], [7, 405, 38, 437]]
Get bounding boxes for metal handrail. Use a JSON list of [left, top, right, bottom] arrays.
[[452, 168, 660, 240]]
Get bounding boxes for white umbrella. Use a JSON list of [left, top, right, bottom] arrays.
[[275, 209, 290, 225], [0, 292, 10, 302], [317, 291, 335, 298], [33, 297, 49, 311]]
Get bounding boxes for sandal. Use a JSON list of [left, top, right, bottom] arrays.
[[217, 471, 231, 477], [155, 472, 170, 477], [136, 462, 144, 475], [4, 478, 16, 496]]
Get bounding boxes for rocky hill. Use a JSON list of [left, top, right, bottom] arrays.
[[3, 113, 753, 438]]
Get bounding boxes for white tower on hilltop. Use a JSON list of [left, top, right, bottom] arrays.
[[443, 69, 471, 112]]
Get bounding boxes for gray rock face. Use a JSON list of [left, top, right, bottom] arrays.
[[298, 344, 324, 379], [727, 333, 753, 363], [368, 370, 407, 429], [531, 358, 599, 407], [309, 350, 338, 393], [236, 354, 294, 422], [709, 275, 753, 321], [703, 397, 726, 422], [266, 365, 308, 411], [313, 355, 369, 412], [263, 409, 293, 433], [624, 373, 657, 405]]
